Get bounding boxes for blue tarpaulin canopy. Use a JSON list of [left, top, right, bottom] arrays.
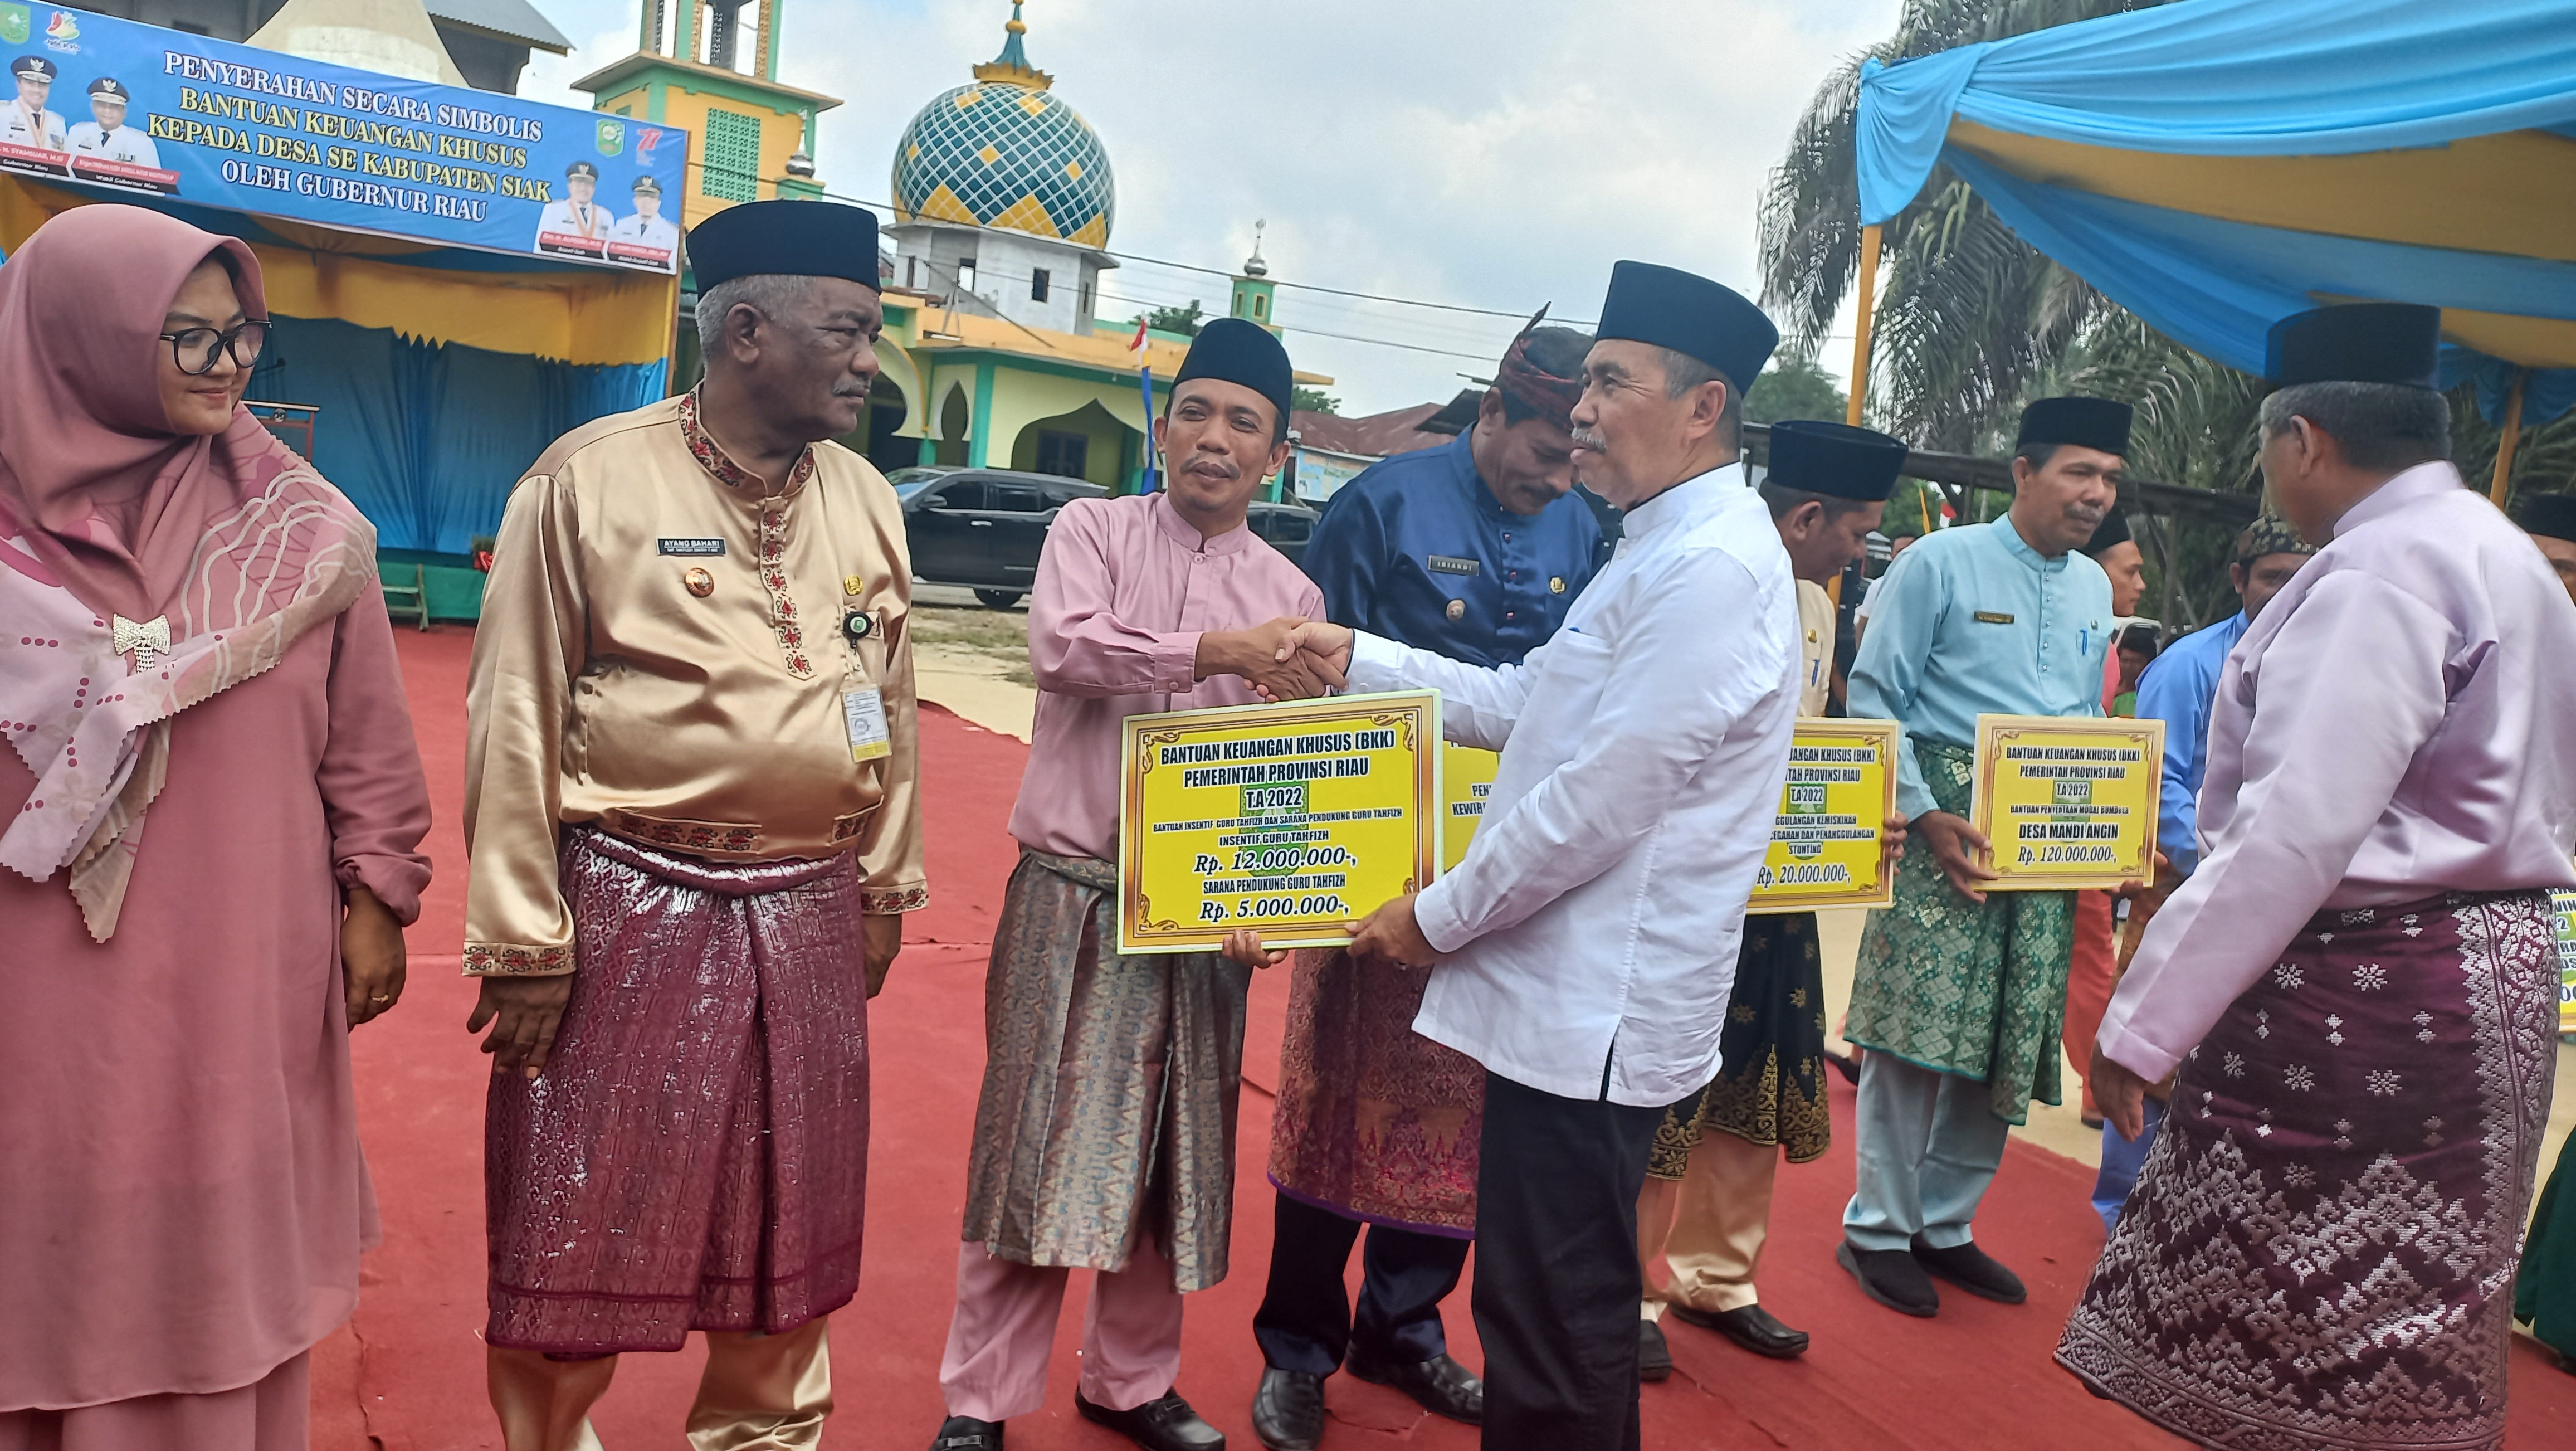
[[1852, 0, 2576, 449]]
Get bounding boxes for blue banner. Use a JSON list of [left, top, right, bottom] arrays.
[[0, 5, 687, 272]]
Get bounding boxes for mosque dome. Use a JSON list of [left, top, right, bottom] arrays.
[[891, 3, 1116, 249]]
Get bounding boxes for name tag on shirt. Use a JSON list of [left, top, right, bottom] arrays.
[[1973, 611, 2016, 625], [1426, 554, 1481, 577], [658, 537, 727, 556], [843, 686, 891, 762]]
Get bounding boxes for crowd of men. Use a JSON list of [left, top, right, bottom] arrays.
[[451, 198, 2576, 1451]]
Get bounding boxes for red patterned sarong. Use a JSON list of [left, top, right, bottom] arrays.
[[1267, 948, 1483, 1235], [485, 828, 871, 1353], [2058, 890, 2560, 1450]]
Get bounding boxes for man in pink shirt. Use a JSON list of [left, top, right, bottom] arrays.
[[931, 318, 1327, 1451], [2060, 303, 2576, 1451]]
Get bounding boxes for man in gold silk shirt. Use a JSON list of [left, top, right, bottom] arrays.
[[460, 200, 925, 1451]]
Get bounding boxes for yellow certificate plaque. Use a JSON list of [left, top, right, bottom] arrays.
[[2551, 885, 2576, 1034], [1440, 745, 1501, 873], [1119, 690, 1441, 955], [1749, 719, 1899, 913], [1970, 714, 2165, 891]]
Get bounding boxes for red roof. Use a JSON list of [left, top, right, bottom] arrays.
[[1290, 403, 1455, 460]]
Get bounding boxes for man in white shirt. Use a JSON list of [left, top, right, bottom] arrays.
[[609, 174, 679, 257], [534, 160, 613, 250], [2, 56, 65, 152], [65, 78, 158, 167], [1278, 261, 1797, 1451]]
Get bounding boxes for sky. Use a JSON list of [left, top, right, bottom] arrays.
[[518, 0, 1904, 417]]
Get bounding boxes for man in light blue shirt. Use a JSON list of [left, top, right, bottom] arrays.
[[1837, 396, 2125, 1320], [2086, 513, 2311, 1229]]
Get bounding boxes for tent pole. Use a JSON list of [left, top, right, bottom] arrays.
[[1846, 223, 1882, 427], [2487, 368, 2526, 507]]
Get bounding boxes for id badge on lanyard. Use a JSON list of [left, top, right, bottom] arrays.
[[842, 685, 891, 762]]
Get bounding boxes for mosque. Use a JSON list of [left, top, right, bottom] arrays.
[[581, 0, 1325, 491]]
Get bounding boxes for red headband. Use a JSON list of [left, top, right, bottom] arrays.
[[1495, 305, 1583, 432]]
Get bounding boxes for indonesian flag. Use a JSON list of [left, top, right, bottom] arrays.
[[1127, 317, 1149, 358]]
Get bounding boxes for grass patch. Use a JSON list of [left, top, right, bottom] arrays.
[[910, 603, 1034, 686]]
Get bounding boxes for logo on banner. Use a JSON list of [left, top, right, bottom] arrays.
[[636, 126, 665, 163], [594, 118, 623, 157], [0, 6, 29, 45], [43, 7, 75, 47]]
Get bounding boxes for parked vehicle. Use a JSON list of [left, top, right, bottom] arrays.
[[885, 464, 959, 499], [901, 469, 1108, 608], [1247, 499, 1321, 569]]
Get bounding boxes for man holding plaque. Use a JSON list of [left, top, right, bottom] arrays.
[[1837, 395, 2125, 1317], [2060, 303, 2576, 1449], [1248, 316, 1598, 1447], [930, 318, 1329, 1451], [1280, 260, 1799, 1451], [1635, 418, 1907, 1371]]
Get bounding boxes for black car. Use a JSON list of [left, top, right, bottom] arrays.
[[901, 469, 1109, 608], [1247, 499, 1320, 569]]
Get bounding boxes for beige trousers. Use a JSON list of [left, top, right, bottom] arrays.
[[486, 1317, 832, 1451], [1636, 1129, 1779, 1321]]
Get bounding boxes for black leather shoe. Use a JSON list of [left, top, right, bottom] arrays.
[[1837, 1241, 1938, 1317], [1910, 1236, 2027, 1304], [1075, 1389, 1226, 1451], [1250, 1367, 1324, 1450], [1638, 1318, 1672, 1382], [1346, 1351, 1481, 1425], [930, 1415, 1004, 1450], [1668, 1302, 1810, 1359]]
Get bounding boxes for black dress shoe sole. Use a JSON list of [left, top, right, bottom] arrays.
[[1667, 1304, 1811, 1360], [1913, 1253, 2027, 1305], [1344, 1359, 1482, 1426], [1248, 1415, 1319, 1451], [1074, 1395, 1226, 1451], [1837, 1243, 1937, 1318]]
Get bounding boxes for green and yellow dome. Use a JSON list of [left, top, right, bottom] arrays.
[[891, 4, 1115, 249]]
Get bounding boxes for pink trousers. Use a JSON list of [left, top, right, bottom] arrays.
[[0, 1352, 307, 1451], [939, 1239, 1186, 1422]]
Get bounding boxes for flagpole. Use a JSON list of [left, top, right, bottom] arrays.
[[1138, 365, 1158, 493]]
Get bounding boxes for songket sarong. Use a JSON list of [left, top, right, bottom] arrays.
[[1267, 947, 1483, 1234], [2058, 890, 2560, 1451], [485, 828, 872, 1354], [1650, 912, 1832, 1176], [1846, 739, 2074, 1122], [962, 849, 1252, 1292], [2514, 1138, 2576, 1362]]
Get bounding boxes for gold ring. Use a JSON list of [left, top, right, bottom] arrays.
[[369, 994, 392, 1004]]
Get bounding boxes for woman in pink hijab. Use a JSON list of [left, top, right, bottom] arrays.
[[0, 204, 430, 1448]]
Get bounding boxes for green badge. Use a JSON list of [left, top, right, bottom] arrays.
[[0, 6, 30, 45], [594, 118, 624, 157]]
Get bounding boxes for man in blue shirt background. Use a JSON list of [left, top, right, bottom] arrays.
[[1249, 318, 1597, 1451], [2087, 513, 2312, 1230]]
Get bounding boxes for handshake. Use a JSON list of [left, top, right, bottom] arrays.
[[1196, 618, 1357, 702]]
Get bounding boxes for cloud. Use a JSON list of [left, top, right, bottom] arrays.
[[519, 0, 1900, 415]]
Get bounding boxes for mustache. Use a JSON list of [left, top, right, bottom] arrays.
[[1569, 428, 1607, 452], [1184, 455, 1240, 480]]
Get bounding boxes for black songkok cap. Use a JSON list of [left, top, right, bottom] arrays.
[[1765, 419, 1908, 501], [1173, 317, 1294, 430], [686, 199, 882, 292], [2017, 396, 2132, 457], [2265, 302, 2443, 391], [2233, 512, 2314, 563], [1594, 260, 1779, 395], [2084, 506, 2132, 557], [2515, 492, 2576, 545]]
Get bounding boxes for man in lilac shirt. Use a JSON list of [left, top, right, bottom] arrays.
[[930, 319, 1327, 1451], [2060, 303, 2576, 1450]]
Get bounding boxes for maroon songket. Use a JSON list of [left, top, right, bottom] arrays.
[[2058, 890, 2560, 1450], [485, 829, 872, 1353]]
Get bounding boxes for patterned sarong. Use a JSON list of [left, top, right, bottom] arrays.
[[1846, 739, 2074, 1123], [2058, 890, 2560, 1450], [962, 850, 1252, 1291], [1267, 948, 1484, 1235], [485, 828, 872, 1353], [1650, 912, 1832, 1176]]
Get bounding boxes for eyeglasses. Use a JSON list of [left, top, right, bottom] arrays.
[[157, 320, 270, 377]]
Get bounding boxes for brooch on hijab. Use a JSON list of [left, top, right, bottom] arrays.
[[111, 613, 170, 669]]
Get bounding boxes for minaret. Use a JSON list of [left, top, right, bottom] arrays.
[[973, 1, 1052, 90], [576, 0, 845, 228], [246, 0, 467, 86], [1231, 221, 1279, 334]]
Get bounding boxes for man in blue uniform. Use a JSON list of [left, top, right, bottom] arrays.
[[1248, 316, 1597, 1450], [2086, 512, 2311, 1229]]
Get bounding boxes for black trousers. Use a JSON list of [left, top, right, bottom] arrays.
[[1474, 1070, 1667, 1451], [1253, 1191, 1473, 1375]]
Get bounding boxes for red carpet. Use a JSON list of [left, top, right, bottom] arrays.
[[309, 627, 2576, 1448]]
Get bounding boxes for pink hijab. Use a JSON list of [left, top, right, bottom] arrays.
[[0, 203, 374, 937]]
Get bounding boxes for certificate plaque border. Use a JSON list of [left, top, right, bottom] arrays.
[[1969, 713, 2166, 893], [1118, 689, 1443, 955], [1748, 717, 1901, 914]]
